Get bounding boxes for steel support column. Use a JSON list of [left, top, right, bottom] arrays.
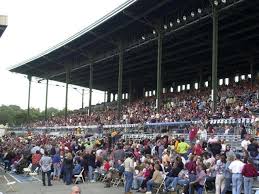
[[117, 45, 123, 120], [250, 59, 254, 87], [199, 69, 203, 89], [107, 91, 111, 102], [65, 66, 70, 122], [82, 89, 85, 109], [44, 79, 49, 121], [104, 91, 106, 103], [128, 80, 132, 103], [89, 64, 93, 116], [212, 4, 218, 113], [27, 75, 32, 123], [156, 30, 162, 112]]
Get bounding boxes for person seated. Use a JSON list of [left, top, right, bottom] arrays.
[[175, 168, 190, 194], [146, 164, 163, 194], [164, 160, 182, 192], [138, 163, 154, 193], [189, 163, 207, 194], [133, 162, 150, 190], [116, 160, 125, 176], [72, 160, 82, 176]]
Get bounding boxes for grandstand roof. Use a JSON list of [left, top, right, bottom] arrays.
[[9, 0, 259, 92], [0, 15, 8, 38]]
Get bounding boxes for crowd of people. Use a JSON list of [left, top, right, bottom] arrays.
[[30, 80, 259, 128], [0, 124, 258, 194], [1, 79, 259, 194]]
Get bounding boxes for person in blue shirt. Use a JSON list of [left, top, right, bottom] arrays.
[[73, 160, 82, 176]]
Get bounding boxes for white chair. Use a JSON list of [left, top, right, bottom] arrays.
[[4, 175, 16, 192], [29, 167, 40, 181], [23, 163, 32, 175], [74, 168, 84, 184]]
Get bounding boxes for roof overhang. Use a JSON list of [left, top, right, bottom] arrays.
[[9, 0, 259, 92], [0, 15, 8, 38]]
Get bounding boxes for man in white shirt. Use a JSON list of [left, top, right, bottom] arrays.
[[228, 154, 244, 194], [241, 135, 250, 151]]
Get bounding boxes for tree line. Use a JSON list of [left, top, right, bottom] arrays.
[[0, 105, 65, 127]]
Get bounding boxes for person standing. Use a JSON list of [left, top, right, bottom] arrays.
[[123, 152, 134, 194], [222, 155, 235, 194], [215, 155, 226, 194], [228, 154, 245, 194], [39, 151, 52, 186], [176, 138, 190, 159], [242, 158, 258, 194], [63, 152, 73, 185]]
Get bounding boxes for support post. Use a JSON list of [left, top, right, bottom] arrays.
[[104, 91, 106, 103], [156, 29, 163, 112], [199, 68, 203, 89], [107, 91, 111, 102], [44, 79, 49, 121], [117, 44, 124, 120], [27, 75, 32, 123], [211, 4, 218, 113], [250, 58, 254, 87], [128, 80, 132, 103], [82, 89, 84, 109], [89, 64, 93, 116], [65, 66, 70, 122]]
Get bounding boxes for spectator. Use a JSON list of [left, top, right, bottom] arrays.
[[228, 154, 245, 194], [39, 151, 52, 186], [52, 152, 61, 181], [63, 152, 73, 185], [215, 154, 226, 194], [70, 185, 81, 194], [124, 152, 134, 194], [189, 163, 207, 194], [242, 158, 258, 194], [146, 164, 163, 194], [31, 150, 41, 171]]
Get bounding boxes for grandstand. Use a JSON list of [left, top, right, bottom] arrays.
[[8, 0, 259, 126], [0, 15, 7, 38]]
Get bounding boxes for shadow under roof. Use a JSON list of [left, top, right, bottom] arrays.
[[9, 0, 259, 92]]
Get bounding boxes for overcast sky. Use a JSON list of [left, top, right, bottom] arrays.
[[0, 0, 126, 111]]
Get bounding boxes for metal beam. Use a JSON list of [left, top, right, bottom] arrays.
[[82, 88, 85, 109], [117, 44, 124, 120], [27, 75, 32, 123], [156, 29, 162, 112], [212, 3, 218, 113], [45, 79, 49, 121], [88, 64, 93, 116], [65, 66, 70, 122]]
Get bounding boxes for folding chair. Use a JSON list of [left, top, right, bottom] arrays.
[[112, 171, 124, 187], [23, 163, 32, 175], [202, 177, 207, 194], [29, 167, 40, 181], [74, 168, 84, 184], [101, 172, 108, 182], [4, 175, 16, 192], [155, 173, 167, 194]]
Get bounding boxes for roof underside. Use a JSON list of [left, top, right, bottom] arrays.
[[10, 0, 259, 92], [0, 15, 7, 38]]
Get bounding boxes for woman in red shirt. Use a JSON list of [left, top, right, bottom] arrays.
[[192, 140, 203, 156], [242, 158, 258, 194]]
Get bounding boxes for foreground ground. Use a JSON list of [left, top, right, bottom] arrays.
[[0, 168, 123, 194]]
